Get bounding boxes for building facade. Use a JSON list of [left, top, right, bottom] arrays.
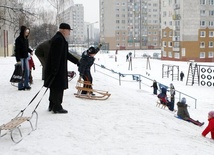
[[100, 0, 161, 50], [161, 0, 214, 62]]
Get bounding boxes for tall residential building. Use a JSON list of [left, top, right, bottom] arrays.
[[58, 3, 84, 44], [161, 0, 214, 62], [100, 0, 161, 50]]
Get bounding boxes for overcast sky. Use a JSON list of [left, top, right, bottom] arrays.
[[73, 0, 99, 26]]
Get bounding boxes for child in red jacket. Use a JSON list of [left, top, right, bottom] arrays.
[[28, 54, 35, 84], [202, 111, 214, 140]]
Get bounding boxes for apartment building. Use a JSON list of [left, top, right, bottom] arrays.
[[58, 3, 84, 44], [161, 0, 214, 62], [100, 0, 161, 50]]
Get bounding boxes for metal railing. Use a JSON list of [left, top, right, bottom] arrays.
[[93, 63, 197, 109]]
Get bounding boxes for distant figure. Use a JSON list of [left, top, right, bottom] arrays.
[[202, 111, 214, 139], [177, 97, 204, 126], [126, 54, 129, 62], [151, 80, 158, 95], [180, 71, 184, 81], [169, 83, 175, 111]]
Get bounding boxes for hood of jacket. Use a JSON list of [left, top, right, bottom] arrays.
[[19, 25, 27, 38], [177, 102, 187, 107]]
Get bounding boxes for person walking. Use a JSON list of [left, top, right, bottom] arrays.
[[177, 97, 204, 126], [15, 26, 33, 90], [151, 80, 158, 95], [202, 111, 214, 140], [44, 23, 79, 114], [180, 71, 184, 81], [35, 40, 51, 80], [169, 83, 175, 111]]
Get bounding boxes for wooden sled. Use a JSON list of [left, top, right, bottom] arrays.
[[0, 110, 38, 143], [156, 99, 167, 109], [74, 80, 111, 100]]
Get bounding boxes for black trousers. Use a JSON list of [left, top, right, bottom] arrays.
[[49, 88, 64, 110]]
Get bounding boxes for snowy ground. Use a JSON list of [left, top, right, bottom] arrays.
[[0, 50, 214, 155]]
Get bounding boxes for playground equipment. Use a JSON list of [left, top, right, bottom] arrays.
[[162, 64, 179, 81]]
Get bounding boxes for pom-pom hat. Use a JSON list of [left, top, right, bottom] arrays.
[[208, 111, 214, 118]]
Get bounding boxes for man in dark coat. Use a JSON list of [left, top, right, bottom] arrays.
[[15, 25, 32, 90], [35, 40, 51, 80], [78, 44, 101, 94], [44, 23, 79, 114]]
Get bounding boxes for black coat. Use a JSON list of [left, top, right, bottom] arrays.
[[78, 50, 95, 77], [44, 32, 79, 90], [15, 26, 31, 62]]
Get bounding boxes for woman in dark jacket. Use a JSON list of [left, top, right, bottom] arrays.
[[151, 80, 158, 95], [177, 97, 204, 126], [15, 25, 32, 90]]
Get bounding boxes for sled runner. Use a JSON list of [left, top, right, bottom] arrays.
[[74, 80, 111, 100]]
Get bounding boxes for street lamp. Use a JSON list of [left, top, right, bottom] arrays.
[[87, 21, 98, 47]]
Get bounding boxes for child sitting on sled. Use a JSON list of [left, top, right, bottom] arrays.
[[157, 87, 174, 111], [177, 97, 204, 127], [202, 111, 214, 139]]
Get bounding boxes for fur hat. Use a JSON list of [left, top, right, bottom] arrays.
[[208, 111, 214, 118], [181, 97, 186, 104]]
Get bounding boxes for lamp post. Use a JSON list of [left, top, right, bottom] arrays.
[[87, 21, 98, 47]]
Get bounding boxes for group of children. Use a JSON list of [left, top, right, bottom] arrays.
[[151, 80, 214, 140]]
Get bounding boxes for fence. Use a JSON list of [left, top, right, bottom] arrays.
[[93, 63, 197, 109]]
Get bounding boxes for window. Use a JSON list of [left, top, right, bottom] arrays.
[[200, 31, 206, 37], [168, 41, 173, 47], [169, 31, 173, 37], [182, 48, 186, 56], [209, 10, 214, 16], [174, 53, 180, 59], [163, 41, 167, 47], [200, 42, 205, 48], [200, 10, 206, 16], [163, 31, 167, 37], [163, 51, 167, 57], [200, 21, 206, 27], [209, 0, 214, 5], [168, 51, 172, 58], [200, 52, 205, 58], [209, 41, 213, 47], [200, 0, 206, 5], [208, 52, 214, 58], [209, 21, 214, 26], [209, 31, 214, 37]]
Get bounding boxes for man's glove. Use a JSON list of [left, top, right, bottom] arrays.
[[33, 66, 35, 70]]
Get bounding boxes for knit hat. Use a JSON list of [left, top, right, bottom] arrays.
[[88, 47, 97, 54], [208, 111, 214, 118], [181, 97, 186, 104]]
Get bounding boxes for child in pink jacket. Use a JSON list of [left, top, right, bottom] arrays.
[[202, 111, 214, 139]]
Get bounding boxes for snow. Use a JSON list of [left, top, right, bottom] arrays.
[[0, 50, 214, 155]]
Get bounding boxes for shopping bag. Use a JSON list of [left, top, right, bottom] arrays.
[[10, 64, 23, 83]]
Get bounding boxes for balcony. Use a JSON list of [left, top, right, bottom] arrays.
[[173, 46, 180, 51], [172, 36, 180, 41], [172, 14, 181, 20]]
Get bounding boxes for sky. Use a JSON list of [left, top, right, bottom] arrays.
[[0, 50, 214, 154], [73, 0, 100, 26]]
